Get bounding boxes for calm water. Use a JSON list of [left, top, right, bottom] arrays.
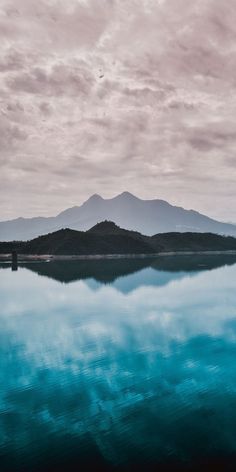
[[1, 256, 236, 471]]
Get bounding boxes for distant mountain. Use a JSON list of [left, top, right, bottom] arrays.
[[1, 192, 236, 241], [1, 221, 236, 256]]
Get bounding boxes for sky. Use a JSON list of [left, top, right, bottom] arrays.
[[1, 0, 236, 222]]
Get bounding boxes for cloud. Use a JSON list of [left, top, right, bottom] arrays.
[[0, 48, 26, 72], [0, 0, 114, 49], [0, 116, 27, 152], [7, 62, 95, 97], [0, 0, 236, 222], [188, 129, 236, 153]]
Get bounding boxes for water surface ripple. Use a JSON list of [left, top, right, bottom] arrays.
[[0, 257, 236, 471]]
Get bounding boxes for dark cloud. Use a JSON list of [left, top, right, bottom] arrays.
[[188, 128, 236, 152], [0, 49, 26, 72], [39, 101, 52, 116], [0, 117, 27, 151], [7, 63, 95, 97]]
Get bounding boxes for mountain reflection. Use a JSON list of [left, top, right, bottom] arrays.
[[1, 260, 236, 471]]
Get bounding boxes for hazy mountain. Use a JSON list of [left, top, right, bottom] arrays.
[[1, 221, 236, 256], [1, 192, 236, 241]]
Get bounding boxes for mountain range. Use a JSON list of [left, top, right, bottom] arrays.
[[1, 192, 236, 241], [1, 221, 236, 256]]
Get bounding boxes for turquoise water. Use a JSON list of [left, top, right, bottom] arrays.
[[1, 257, 236, 471]]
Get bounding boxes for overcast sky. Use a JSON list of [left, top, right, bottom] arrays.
[[1, 0, 236, 222]]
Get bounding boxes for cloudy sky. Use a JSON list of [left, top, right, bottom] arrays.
[[1, 0, 236, 222]]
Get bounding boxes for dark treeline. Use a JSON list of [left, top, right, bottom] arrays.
[[1, 221, 236, 256]]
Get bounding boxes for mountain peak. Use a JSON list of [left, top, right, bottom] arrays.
[[115, 191, 139, 200], [89, 193, 103, 201], [82, 194, 104, 206], [88, 220, 122, 234]]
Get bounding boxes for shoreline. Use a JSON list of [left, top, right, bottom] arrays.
[[1, 250, 236, 262]]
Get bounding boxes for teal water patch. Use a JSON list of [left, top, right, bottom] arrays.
[[1, 258, 236, 471]]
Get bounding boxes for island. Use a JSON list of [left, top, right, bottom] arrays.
[[1, 221, 236, 261]]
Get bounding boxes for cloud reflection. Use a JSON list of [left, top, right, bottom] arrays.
[[1, 262, 236, 469]]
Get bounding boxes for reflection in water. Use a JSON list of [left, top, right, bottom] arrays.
[[2, 253, 236, 285], [11, 251, 18, 272], [1, 258, 236, 471]]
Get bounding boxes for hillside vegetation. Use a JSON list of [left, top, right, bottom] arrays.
[[1, 221, 236, 256]]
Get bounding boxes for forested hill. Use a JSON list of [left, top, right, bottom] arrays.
[[1, 221, 236, 256]]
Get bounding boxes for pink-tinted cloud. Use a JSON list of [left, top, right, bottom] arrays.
[[0, 0, 236, 222]]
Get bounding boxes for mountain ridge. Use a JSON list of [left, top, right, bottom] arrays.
[[1, 192, 236, 241]]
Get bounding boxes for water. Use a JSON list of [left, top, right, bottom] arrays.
[[1, 256, 236, 471]]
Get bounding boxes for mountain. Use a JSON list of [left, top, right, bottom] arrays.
[[1, 192, 236, 241], [1, 221, 236, 256]]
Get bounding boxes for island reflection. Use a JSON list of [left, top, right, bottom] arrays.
[[1, 253, 236, 286]]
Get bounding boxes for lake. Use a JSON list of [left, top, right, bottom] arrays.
[[1, 256, 236, 471]]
